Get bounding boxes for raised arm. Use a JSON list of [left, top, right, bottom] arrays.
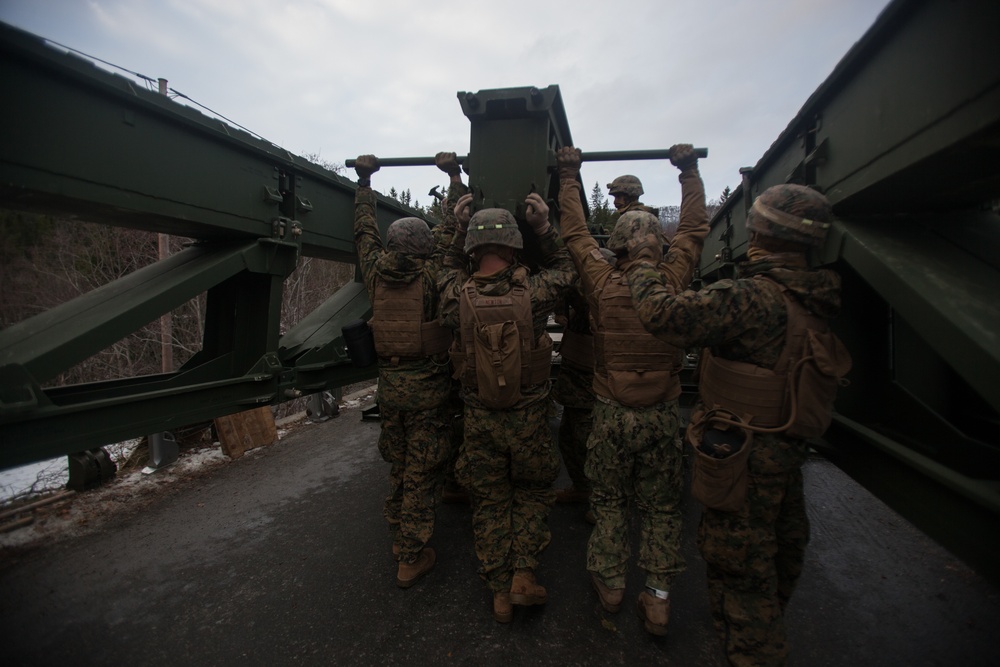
[[659, 144, 709, 290], [352, 154, 383, 296], [555, 146, 614, 297]]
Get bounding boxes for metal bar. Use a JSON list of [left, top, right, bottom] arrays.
[[345, 148, 708, 169]]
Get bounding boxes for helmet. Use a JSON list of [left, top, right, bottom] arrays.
[[606, 210, 665, 254], [464, 208, 524, 254], [386, 217, 434, 257], [607, 175, 644, 198], [747, 184, 833, 247]]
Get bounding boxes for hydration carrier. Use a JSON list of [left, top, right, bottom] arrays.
[[697, 278, 851, 438], [452, 267, 552, 409], [688, 277, 851, 511], [370, 278, 452, 363], [592, 271, 680, 407]]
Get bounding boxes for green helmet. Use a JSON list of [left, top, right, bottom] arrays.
[[465, 208, 523, 254], [386, 217, 434, 257], [606, 210, 665, 254], [607, 175, 644, 198], [747, 184, 833, 247]]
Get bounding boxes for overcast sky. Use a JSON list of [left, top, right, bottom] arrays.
[[1, 0, 892, 210]]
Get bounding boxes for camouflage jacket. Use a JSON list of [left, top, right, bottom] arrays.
[[354, 186, 453, 410], [626, 255, 842, 369], [438, 222, 575, 410]]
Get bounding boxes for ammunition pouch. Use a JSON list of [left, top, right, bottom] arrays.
[[687, 408, 753, 512]]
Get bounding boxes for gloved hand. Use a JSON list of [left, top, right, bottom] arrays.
[[354, 154, 380, 182], [454, 193, 473, 231], [435, 152, 461, 176], [669, 144, 698, 171], [525, 193, 551, 233], [556, 146, 581, 180], [627, 233, 663, 263]]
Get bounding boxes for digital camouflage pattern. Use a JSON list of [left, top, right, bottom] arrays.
[[598, 199, 659, 235], [606, 209, 666, 254], [378, 404, 454, 559], [558, 157, 709, 596], [625, 255, 843, 666], [747, 184, 834, 247], [439, 214, 574, 595], [454, 401, 560, 591], [584, 400, 685, 590], [386, 217, 435, 256], [464, 207, 524, 254], [607, 174, 644, 198], [354, 185, 456, 563]]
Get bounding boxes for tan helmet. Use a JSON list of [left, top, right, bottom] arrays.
[[747, 184, 833, 247], [386, 217, 434, 257], [606, 210, 665, 254], [464, 208, 524, 254], [606, 175, 644, 198]]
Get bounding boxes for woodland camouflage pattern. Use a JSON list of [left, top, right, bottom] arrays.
[[625, 254, 842, 666], [558, 155, 709, 596], [439, 217, 574, 593], [354, 185, 455, 563]]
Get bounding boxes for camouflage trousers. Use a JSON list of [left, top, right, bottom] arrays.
[[698, 434, 810, 667], [557, 404, 594, 492], [455, 400, 560, 592], [585, 399, 685, 590], [378, 404, 454, 563]]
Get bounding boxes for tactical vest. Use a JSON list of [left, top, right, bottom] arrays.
[[698, 277, 850, 438], [370, 277, 452, 362], [592, 271, 680, 407], [451, 267, 553, 400]]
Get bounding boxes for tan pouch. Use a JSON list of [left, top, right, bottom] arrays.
[[606, 368, 672, 408], [687, 410, 753, 512], [472, 320, 522, 409]]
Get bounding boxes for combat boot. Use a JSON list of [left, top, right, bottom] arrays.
[[396, 547, 436, 588], [510, 569, 547, 606], [636, 590, 670, 636], [591, 573, 624, 613], [493, 591, 513, 623]]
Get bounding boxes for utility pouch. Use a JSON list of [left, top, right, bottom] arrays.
[[687, 409, 753, 512], [472, 320, 522, 409]]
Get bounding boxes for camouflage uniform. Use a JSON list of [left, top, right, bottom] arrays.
[[602, 201, 659, 235], [627, 248, 843, 666], [559, 161, 709, 592], [354, 186, 455, 564], [439, 220, 575, 592], [550, 282, 595, 495]]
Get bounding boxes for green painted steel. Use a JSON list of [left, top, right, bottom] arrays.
[[0, 20, 425, 469], [1, 0, 999, 580], [699, 0, 1000, 550]]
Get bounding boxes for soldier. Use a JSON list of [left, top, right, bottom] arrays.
[[556, 145, 709, 635], [604, 175, 660, 234], [438, 192, 575, 623], [623, 184, 851, 665], [352, 153, 461, 588]]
